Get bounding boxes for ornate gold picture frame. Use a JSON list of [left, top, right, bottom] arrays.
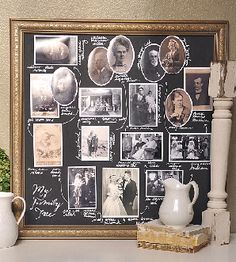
[[10, 19, 228, 239]]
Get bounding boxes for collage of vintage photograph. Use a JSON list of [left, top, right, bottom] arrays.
[[27, 33, 212, 222]]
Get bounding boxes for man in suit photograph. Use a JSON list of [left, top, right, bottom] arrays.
[[122, 170, 137, 215]]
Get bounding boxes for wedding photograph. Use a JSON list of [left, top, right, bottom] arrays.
[[102, 168, 139, 218], [68, 166, 96, 209], [129, 83, 158, 127], [169, 133, 211, 162]]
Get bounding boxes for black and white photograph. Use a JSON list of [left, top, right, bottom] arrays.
[[51, 67, 78, 106], [107, 35, 134, 74], [129, 83, 157, 127], [30, 74, 59, 118], [81, 126, 110, 161], [146, 170, 183, 197], [120, 132, 163, 161], [140, 44, 165, 82], [159, 36, 186, 74], [68, 166, 96, 209], [169, 133, 211, 162], [33, 123, 63, 167], [102, 168, 139, 218], [165, 88, 192, 127], [34, 35, 77, 65], [88, 47, 113, 86], [79, 88, 122, 117], [184, 67, 212, 111]]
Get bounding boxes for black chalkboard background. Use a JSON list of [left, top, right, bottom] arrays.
[[23, 33, 213, 226]]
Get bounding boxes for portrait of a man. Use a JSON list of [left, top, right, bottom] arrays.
[[141, 44, 165, 82], [88, 47, 113, 86], [107, 35, 134, 74], [184, 67, 212, 111]]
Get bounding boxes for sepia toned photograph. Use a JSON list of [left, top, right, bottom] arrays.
[[81, 126, 110, 161], [51, 67, 78, 106], [184, 67, 212, 111], [30, 74, 59, 118], [102, 168, 139, 218], [33, 123, 62, 167], [169, 133, 211, 162], [88, 47, 113, 86], [107, 35, 134, 74], [146, 170, 183, 197], [140, 44, 165, 82], [165, 88, 193, 127], [68, 166, 96, 209], [129, 83, 158, 127], [34, 35, 77, 65], [159, 36, 186, 74], [120, 132, 163, 161], [79, 88, 122, 117]]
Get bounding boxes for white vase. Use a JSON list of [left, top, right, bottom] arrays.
[[0, 192, 26, 248], [159, 178, 199, 229]]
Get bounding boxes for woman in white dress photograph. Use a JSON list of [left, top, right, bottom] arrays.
[[102, 174, 127, 217]]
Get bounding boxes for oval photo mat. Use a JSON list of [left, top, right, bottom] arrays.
[[165, 88, 193, 127], [159, 36, 186, 74], [88, 47, 114, 86], [107, 35, 135, 74], [51, 67, 79, 106], [140, 43, 165, 82]]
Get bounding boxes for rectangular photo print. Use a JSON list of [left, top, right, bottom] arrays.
[[34, 35, 78, 65], [33, 123, 63, 167], [81, 126, 110, 161], [120, 132, 163, 161], [184, 67, 213, 111], [102, 168, 139, 218], [68, 166, 96, 209], [79, 88, 122, 117], [30, 74, 59, 118], [129, 83, 158, 127], [146, 170, 183, 197], [169, 133, 211, 162]]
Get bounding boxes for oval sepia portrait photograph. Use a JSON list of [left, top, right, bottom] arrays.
[[107, 35, 135, 74], [51, 67, 78, 106], [140, 44, 165, 82], [88, 47, 113, 86], [159, 36, 186, 74], [165, 88, 192, 127]]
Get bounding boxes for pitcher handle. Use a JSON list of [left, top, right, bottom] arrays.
[[12, 196, 26, 225], [189, 181, 199, 207]]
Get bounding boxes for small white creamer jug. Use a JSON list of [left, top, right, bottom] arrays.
[[159, 178, 199, 230], [0, 192, 26, 248]]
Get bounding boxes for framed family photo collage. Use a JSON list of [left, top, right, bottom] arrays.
[[10, 19, 228, 239]]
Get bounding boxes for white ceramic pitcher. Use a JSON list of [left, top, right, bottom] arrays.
[[0, 192, 26, 248], [159, 178, 199, 229]]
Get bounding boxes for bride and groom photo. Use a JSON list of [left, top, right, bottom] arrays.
[[102, 168, 139, 218]]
